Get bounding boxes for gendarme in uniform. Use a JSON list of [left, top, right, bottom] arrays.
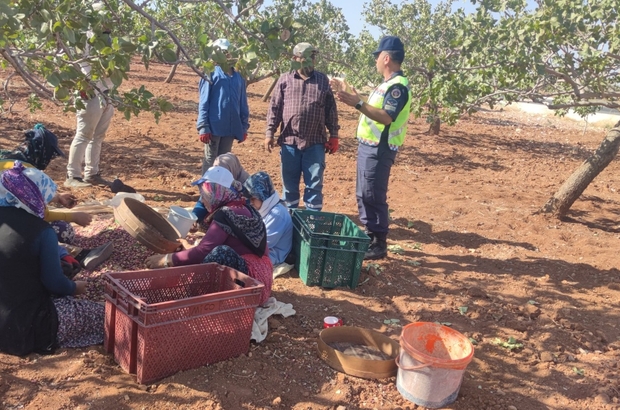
[[355, 36, 412, 259]]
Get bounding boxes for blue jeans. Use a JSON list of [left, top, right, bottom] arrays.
[[280, 143, 325, 211]]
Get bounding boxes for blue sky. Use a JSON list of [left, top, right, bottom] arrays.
[[263, 0, 481, 37], [326, 0, 479, 36]]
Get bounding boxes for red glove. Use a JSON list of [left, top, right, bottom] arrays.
[[199, 133, 211, 144], [238, 133, 247, 143], [325, 137, 339, 154]]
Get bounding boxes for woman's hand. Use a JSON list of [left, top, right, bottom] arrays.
[[145, 254, 169, 269], [57, 193, 78, 208], [178, 238, 195, 250], [74, 280, 88, 295], [72, 212, 93, 227]]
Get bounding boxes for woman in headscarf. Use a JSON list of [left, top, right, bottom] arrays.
[[146, 166, 273, 305], [0, 124, 113, 274], [243, 171, 293, 268], [191, 152, 250, 231], [0, 161, 104, 356]]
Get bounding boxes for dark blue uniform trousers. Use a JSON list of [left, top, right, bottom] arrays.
[[356, 141, 397, 239]]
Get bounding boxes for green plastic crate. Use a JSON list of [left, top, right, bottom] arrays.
[[292, 209, 371, 289]]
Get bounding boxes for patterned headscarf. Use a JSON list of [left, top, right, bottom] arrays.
[[0, 124, 64, 170], [243, 171, 275, 202], [199, 180, 244, 213], [0, 161, 57, 218]]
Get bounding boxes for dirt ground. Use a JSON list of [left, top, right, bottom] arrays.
[[1, 61, 620, 410]]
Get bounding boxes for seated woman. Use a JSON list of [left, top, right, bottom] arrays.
[[0, 161, 104, 356], [192, 153, 250, 230], [146, 166, 272, 305], [0, 124, 113, 273], [243, 172, 293, 268]]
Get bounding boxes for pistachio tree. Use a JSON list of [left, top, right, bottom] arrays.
[[343, 0, 468, 135], [0, 0, 302, 119], [464, 0, 620, 216]]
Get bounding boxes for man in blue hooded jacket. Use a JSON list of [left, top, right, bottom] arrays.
[[196, 39, 250, 174]]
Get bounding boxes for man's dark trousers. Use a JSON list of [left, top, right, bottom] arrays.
[[356, 140, 397, 239]]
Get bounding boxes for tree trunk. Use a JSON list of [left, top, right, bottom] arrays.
[[428, 103, 440, 135], [429, 116, 441, 135], [164, 48, 181, 83], [541, 123, 620, 217], [261, 77, 278, 102], [165, 63, 178, 84]]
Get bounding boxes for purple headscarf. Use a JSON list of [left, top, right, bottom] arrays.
[[0, 161, 56, 218]]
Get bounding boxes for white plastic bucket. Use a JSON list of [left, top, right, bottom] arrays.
[[109, 192, 145, 207], [167, 206, 197, 238], [396, 322, 474, 408]]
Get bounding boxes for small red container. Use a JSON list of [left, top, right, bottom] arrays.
[[104, 263, 263, 384], [324, 316, 344, 328]]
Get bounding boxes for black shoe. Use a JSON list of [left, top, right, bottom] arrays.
[[364, 243, 388, 260], [76, 242, 114, 270]]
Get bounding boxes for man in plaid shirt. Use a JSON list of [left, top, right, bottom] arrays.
[[264, 43, 339, 211]]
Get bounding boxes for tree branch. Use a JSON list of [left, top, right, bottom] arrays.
[[0, 48, 53, 99], [119, 0, 210, 82]]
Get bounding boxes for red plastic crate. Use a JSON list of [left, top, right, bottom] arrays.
[[103, 263, 264, 384]]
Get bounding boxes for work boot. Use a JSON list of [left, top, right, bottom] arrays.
[[364, 236, 387, 260], [64, 177, 92, 188], [75, 242, 114, 270], [84, 173, 112, 187]]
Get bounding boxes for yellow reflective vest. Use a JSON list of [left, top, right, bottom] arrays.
[[356, 75, 412, 150]]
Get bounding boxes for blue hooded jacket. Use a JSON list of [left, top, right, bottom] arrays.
[[196, 66, 249, 140]]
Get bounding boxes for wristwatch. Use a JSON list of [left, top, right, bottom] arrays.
[[355, 100, 364, 110]]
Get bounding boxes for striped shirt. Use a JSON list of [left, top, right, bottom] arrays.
[[265, 70, 339, 150]]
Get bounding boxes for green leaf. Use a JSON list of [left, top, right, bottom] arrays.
[[161, 48, 177, 63], [387, 245, 404, 255], [46, 73, 61, 87], [458, 306, 468, 315], [197, 33, 209, 45], [109, 69, 123, 87], [468, 337, 478, 345], [573, 367, 585, 376], [527, 300, 539, 305], [407, 221, 415, 228], [54, 86, 69, 101]]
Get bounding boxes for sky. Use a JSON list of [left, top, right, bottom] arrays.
[[262, 0, 481, 37]]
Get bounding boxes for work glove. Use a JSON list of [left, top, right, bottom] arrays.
[[199, 133, 212, 144], [61, 255, 82, 279], [324, 137, 339, 154], [238, 133, 247, 144]]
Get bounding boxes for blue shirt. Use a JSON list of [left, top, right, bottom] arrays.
[[34, 228, 76, 296], [263, 203, 293, 265], [196, 66, 250, 140]]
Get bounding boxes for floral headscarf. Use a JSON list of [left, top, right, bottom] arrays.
[[199, 181, 244, 213], [0, 161, 57, 218]]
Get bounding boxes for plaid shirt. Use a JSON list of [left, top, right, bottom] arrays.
[[265, 70, 339, 150]]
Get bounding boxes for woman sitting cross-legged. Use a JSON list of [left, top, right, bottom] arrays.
[[146, 166, 273, 305], [0, 161, 104, 356], [243, 171, 293, 272]]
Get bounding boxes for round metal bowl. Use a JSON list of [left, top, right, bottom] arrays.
[[114, 197, 181, 254]]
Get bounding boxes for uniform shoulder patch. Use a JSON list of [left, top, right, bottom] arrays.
[[390, 88, 402, 99]]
